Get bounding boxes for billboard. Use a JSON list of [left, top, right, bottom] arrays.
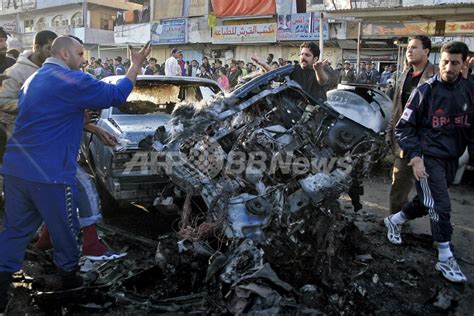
[[115, 23, 151, 44], [277, 13, 329, 41], [362, 21, 474, 37], [151, 18, 187, 44]]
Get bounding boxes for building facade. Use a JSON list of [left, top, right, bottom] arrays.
[[0, 0, 141, 59]]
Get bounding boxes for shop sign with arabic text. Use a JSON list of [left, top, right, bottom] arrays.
[[151, 18, 187, 44], [212, 23, 276, 44]]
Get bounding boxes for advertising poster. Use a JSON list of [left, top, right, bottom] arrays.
[[277, 13, 329, 41], [151, 18, 187, 44]]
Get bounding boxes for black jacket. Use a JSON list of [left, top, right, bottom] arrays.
[[395, 74, 474, 163], [290, 66, 327, 102]]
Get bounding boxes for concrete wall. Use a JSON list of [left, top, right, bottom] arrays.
[[153, 0, 184, 20]]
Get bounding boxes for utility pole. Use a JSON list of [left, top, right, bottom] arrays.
[[356, 21, 361, 78], [82, 0, 88, 42], [16, 12, 22, 48], [319, 12, 324, 60]]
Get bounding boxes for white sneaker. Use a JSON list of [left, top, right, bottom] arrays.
[[435, 257, 468, 283], [84, 250, 127, 261], [384, 215, 402, 245]]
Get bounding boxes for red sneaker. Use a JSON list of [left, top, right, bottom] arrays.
[[34, 225, 53, 251], [81, 225, 127, 261]]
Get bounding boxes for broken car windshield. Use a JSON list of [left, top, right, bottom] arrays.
[[113, 84, 216, 115]]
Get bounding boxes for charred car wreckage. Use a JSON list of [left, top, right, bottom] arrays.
[[138, 64, 390, 237], [21, 65, 460, 314]]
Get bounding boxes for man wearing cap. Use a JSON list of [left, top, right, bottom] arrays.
[[368, 62, 380, 84], [339, 60, 355, 84], [165, 48, 181, 76], [0, 27, 15, 73]]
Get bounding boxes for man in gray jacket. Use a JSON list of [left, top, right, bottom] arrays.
[[386, 35, 438, 214], [0, 30, 58, 138]]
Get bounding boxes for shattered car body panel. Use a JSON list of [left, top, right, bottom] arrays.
[[81, 75, 222, 205], [327, 84, 392, 134]]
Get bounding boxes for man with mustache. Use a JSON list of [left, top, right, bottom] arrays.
[[252, 42, 329, 102], [384, 41, 473, 283]]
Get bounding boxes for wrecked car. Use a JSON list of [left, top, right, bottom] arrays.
[[146, 64, 392, 217], [80, 75, 222, 206]]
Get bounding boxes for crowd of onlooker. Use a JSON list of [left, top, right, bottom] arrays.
[[333, 60, 399, 85], [81, 51, 270, 92], [331, 60, 399, 98], [79, 49, 403, 96]]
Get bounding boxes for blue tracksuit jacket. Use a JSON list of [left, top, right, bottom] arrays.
[[395, 74, 474, 163], [2, 58, 133, 185]]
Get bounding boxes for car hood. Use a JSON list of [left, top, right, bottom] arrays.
[[110, 114, 171, 147]]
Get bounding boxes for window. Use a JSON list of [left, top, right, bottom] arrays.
[[311, 0, 323, 4], [71, 12, 83, 28], [24, 19, 34, 32], [51, 14, 64, 27], [100, 13, 115, 30], [36, 17, 46, 31]]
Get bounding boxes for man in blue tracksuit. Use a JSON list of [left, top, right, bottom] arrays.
[[383, 42, 473, 283], [0, 36, 150, 310]]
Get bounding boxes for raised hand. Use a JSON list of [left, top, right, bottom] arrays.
[[313, 58, 327, 72], [129, 41, 152, 67]]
